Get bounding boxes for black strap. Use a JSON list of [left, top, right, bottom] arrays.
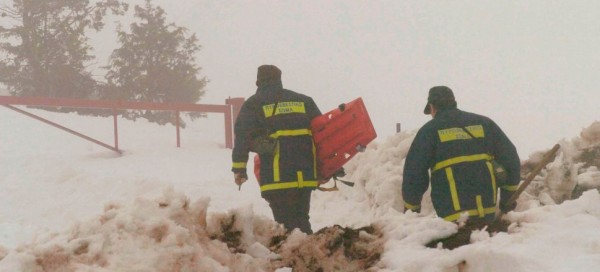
[[334, 176, 355, 187], [460, 126, 477, 139], [270, 99, 279, 117], [317, 176, 355, 192], [259, 91, 281, 133], [268, 90, 283, 122], [461, 127, 492, 158]]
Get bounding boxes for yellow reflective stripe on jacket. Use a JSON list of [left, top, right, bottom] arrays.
[[486, 161, 497, 204], [260, 181, 319, 192], [270, 129, 314, 183], [465, 125, 485, 138], [438, 128, 471, 142], [273, 141, 281, 181], [232, 162, 247, 169], [438, 125, 485, 142], [445, 168, 461, 211], [297, 171, 305, 188], [476, 195, 485, 217], [269, 128, 312, 138], [266, 161, 320, 192], [443, 206, 497, 222], [432, 154, 494, 172], [263, 102, 306, 118], [501, 184, 519, 191]]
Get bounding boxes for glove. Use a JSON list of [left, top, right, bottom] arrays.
[[234, 172, 248, 186], [499, 201, 517, 213]]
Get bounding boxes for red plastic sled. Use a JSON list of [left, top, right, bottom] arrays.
[[312, 97, 377, 179], [253, 97, 377, 182]]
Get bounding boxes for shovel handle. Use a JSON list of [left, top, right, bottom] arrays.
[[506, 143, 561, 207]]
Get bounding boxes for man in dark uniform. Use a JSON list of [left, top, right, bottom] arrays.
[[402, 86, 521, 226], [231, 65, 322, 234]]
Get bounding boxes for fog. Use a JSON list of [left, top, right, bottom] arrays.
[[4, 0, 600, 157]]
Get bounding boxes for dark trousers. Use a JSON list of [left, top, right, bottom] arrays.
[[264, 189, 313, 234], [426, 217, 501, 249]]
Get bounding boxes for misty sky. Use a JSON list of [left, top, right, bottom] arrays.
[[3, 0, 600, 158]]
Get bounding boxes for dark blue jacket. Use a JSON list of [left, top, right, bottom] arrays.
[[231, 80, 321, 197], [402, 108, 520, 222]]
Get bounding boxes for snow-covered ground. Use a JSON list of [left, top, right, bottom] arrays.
[[1, 107, 600, 271]]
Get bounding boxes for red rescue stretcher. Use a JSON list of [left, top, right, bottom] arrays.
[[253, 97, 377, 183], [311, 97, 377, 179]]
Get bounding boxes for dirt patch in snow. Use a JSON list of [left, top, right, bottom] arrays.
[[209, 215, 385, 271], [270, 225, 384, 271]]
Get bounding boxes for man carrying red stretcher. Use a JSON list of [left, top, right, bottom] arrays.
[[231, 65, 376, 234]]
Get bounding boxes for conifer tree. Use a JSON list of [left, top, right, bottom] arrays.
[[0, 0, 127, 98], [104, 0, 207, 125]]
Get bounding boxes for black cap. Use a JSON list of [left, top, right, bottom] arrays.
[[256, 65, 281, 86], [423, 86, 456, 114]]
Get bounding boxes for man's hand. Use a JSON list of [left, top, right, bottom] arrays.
[[234, 172, 248, 186]]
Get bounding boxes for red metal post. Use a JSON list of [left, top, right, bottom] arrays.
[[224, 97, 245, 149], [0, 95, 236, 150], [225, 97, 245, 149], [175, 111, 181, 147], [113, 108, 119, 150], [0, 96, 229, 112], [229, 97, 245, 122], [4, 105, 121, 154], [224, 105, 233, 149]]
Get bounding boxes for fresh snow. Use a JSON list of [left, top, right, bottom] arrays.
[[1, 107, 600, 271]]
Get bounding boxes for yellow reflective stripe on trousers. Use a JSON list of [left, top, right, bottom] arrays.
[[232, 162, 247, 169], [445, 167, 461, 211], [260, 181, 319, 192], [443, 206, 497, 222], [404, 202, 420, 210], [501, 184, 519, 191], [273, 141, 281, 181], [486, 161, 497, 204], [270, 129, 312, 138], [432, 154, 494, 172]]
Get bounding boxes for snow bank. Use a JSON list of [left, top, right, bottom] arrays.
[[2, 105, 600, 271], [0, 188, 279, 271]]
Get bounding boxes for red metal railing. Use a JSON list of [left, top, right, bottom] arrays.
[[0, 95, 245, 153]]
